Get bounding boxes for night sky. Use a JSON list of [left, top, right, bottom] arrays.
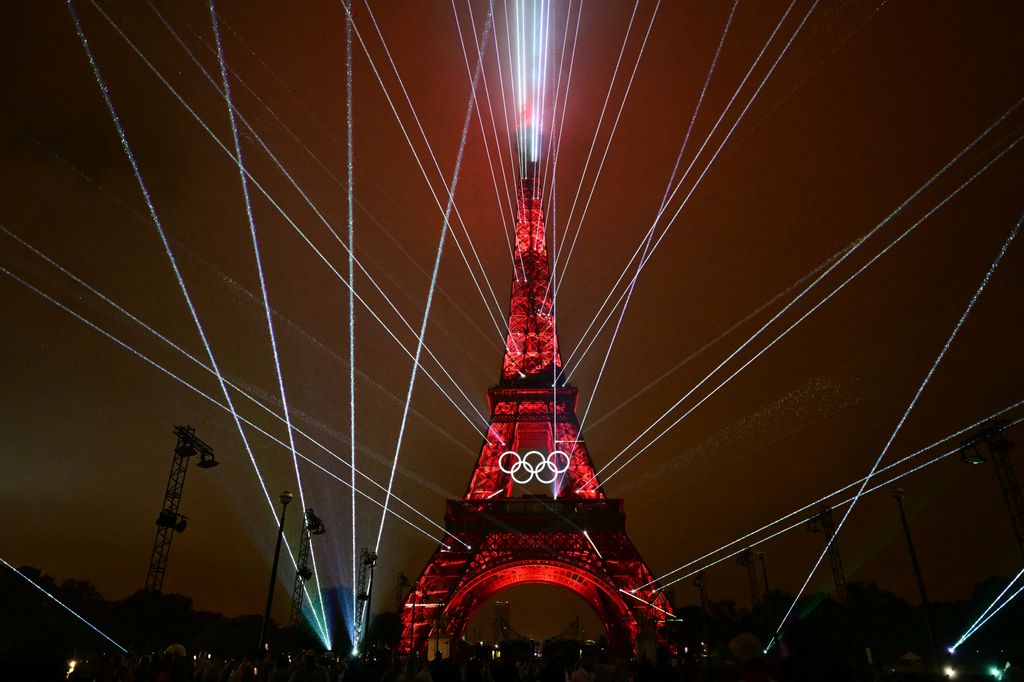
[[2, 0, 1023, 643]]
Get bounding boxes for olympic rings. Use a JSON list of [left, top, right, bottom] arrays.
[[498, 450, 571, 485]]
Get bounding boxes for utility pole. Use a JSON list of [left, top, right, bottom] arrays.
[[892, 488, 936, 659], [396, 573, 411, 613], [144, 425, 218, 592], [960, 421, 1024, 559], [694, 571, 709, 657], [756, 550, 770, 594], [258, 491, 294, 658], [806, 504, 847, 602], [290, 510, 326, 629]]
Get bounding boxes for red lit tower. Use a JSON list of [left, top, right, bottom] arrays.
[[397, 154, 673, 654]]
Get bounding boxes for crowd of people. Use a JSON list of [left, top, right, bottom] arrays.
[[66, 647, 344, 682], [61, 635, 1024, 682]]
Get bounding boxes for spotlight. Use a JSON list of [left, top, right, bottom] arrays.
[[297, 567, 313, 582], [156, 511, 187, 533]]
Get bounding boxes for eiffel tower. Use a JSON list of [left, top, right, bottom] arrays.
[[396, 155, 673, 654]]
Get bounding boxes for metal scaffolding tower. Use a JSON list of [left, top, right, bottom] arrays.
[[961, 421, 1024, 560], [806, 504, 847, 601], [289, 509, 326, 629], [353, 548, 377, 654], [144, 425, 218, 592]]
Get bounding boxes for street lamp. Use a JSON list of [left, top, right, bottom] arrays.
[[258, 490, 294, 657], [892, 488, 936, 660]]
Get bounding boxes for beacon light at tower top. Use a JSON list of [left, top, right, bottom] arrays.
[[514, 0, 551, 172]]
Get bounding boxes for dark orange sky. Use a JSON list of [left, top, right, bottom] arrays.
[[1, 0, 1023, 644]]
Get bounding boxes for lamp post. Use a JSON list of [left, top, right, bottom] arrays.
[[891, 488, 936, 660], [258, 490, 294, 657]]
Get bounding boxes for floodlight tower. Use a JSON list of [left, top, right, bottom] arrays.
[[353, 548, 378, 655], [289, 509, 326, 629], [806, 504, 847, 602], [960, 421, 1024, 559], [144, 425, 218, 592]]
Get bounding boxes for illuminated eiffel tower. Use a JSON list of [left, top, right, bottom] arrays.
[[397, 156, 672, 654]]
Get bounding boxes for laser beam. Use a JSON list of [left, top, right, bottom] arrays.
[[208, 0, 328, 640], [643, 403, 1024, 590], [773, 211, 1022, 639], [0, 227, 460, 544], [97, 0, 490, 432], [374, 5, 494, 554], [951, 565, 1024, 651], [655, 414, 1024, 593], [0, 265, 447, 548], [0, 558, 126, 653], [576, 102, 1024, 492]]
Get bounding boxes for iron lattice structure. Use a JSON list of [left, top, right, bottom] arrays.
[[961, 421, 1024, 559], [806, 504, 847, 602], [736, 548, 760, 609], [144, 425, 217, 592], [399, 163, 672, 655], [289, 509, 326, 629]]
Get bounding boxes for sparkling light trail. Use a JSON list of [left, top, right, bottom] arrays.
[[587, 241, 852, 431], [451, 0, 518, 265], [538, 0, 576, 206], [0, 264, 448, 548], [374, 6, 494, 554], [143, 0, 501, 359], [552, 0, 640, 274], [69, 0, 333, 642], [357, 0, 511, 339], [951, 566, 1024, 651], [562, 0, 805, 371], [643, 402, 1024, 590], [208, 0, 328, 642], [0, 557, 127, 653], [773, 211, 1022, 639], [554, 0, 661, 294], [656, 414, 1024, 593], [92, 0, 490, 433], [578, 0, 727, 431], [344, 0, 359, 643], [591, 135, 1024, 491], [576, 99, 1024, 491], [658, 0, 738, 212]]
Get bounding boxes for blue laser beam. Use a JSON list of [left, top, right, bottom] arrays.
[[773, 211, 1022, 638], [208, 0, 329, 642], [951, 565, 1024, 651], [0, 558, 126, 653]]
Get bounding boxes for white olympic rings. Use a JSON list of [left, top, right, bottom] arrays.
[[498, 450, 571, 485]]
